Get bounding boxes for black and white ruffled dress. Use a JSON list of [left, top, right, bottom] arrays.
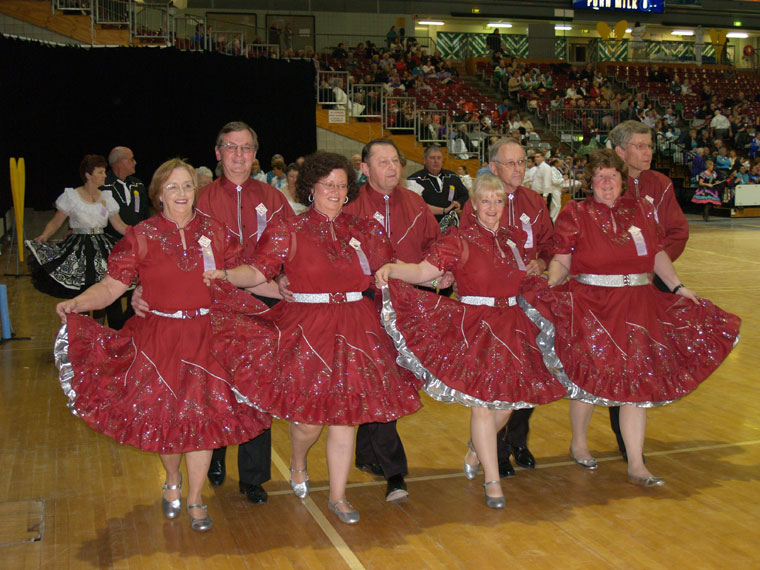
[[25, 188, 121, 298]]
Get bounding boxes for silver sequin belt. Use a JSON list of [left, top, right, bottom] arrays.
[[575, 273, 650, 287], [150, 308, 210, 319], [460, 295, 517, 307], [71, 228, 104, 235], [292, 292, 363, 304]]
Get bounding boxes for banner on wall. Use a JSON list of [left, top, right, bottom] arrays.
[[572, 0, 664, 13]]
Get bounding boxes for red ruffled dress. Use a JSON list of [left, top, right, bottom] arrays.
[[382, 222, 567, 409], [55, 213, 271, 453], [210, 208, 422, 425], [523, 194, 741, 407]]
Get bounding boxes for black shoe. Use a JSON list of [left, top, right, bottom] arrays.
[[239, 483, 268, 504], [356, 462, 384, 477], [385, 474, 409, 503], [510, 445, 536, 469], [207, 459, 226, 486], [498, 457, 516, 478]]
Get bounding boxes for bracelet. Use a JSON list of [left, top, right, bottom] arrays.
[[223, 269, 229, 281], [431, 278, 439, 289], [672, 284, 684, 294]]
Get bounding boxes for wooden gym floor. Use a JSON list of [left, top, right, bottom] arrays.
[[1, 214, 758, 569]]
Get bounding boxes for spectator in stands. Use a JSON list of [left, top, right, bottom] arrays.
[[332, 43, 348, 59], [268, 158, 287, 191], [710, 109, 731, 141], [669, 74, 682, 96], [540, 71, 554, 92], [352, 154, 367, 185], [691, 147, 707, 181], [279, 162, 307, 215], [250, 159, 267, 183], [386, 25, 397, 48], [681, 78, 692, 95], [457, 165, 473, 193], [642, 109, 658, 130], [508, 72, 521, 99], [715, 147, 732, 173], [266, 154, 284, 184], [749, 132, 760, 158]]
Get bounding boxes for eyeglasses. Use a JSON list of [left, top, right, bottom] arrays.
[[493, 159, 526, 169], [218, 143, 256, 154], [316, 181, 349, 191], [626, 143, 654, 152], [162, 182, 196, 193]]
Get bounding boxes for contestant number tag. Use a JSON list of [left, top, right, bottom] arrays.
[[198, 235, 216, 271]]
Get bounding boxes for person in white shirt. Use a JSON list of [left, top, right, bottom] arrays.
[[250, 159, 268, 183], [710, 109, 731, 141], [529, 150, 553, 204], [547, 158, 565, 220]]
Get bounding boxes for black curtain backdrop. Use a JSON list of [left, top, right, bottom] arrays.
[[0, 35, 317, 213]]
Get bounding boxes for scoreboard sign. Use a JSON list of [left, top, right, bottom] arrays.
[[572, 0, 665, 12]]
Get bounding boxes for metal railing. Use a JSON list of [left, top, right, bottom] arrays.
[[548, 108, 621, 139], [246, 43, 280, 59], [172, 15, 207, 51], [208, 30, 244, 56], [317, 70, 350, 107], [347, 83, 383, 121], [316, 34, 431, 54], [416, 110, 450, 145], [448, 121, 485, 162], [95, 0, 128, 26], [383, 96, 416, 132], [129, 2, 172, 44], [52, 0, 90, 13]]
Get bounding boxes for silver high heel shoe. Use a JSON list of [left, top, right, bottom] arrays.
[[464, 440, 481, 480], [187, 504, 213, 532], [161, 473, 182, 519], [569, 447, 598, 470], [328, 499, 360, 524], [289, 465, 310, 499], [483, 480, 506, 509], [627, 473, 665, 487]]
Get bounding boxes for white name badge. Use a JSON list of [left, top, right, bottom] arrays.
[[255, 203, 268, 241], [349, 237, 371, 275], [373, 211, 385, 226], [628, 226, 647, 256], [198, 235, 216, 271], [520, 213, 533, 248], [506, 239, 527, 271]]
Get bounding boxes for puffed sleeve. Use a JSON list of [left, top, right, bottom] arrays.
[[425, 227, 464, 272], [552, 200, 581, 255], [101, 191, 120, 216], [106, 226, 140, 285], [247, 215, 292, 280], [54, 188, 74, 213], [362, 219, 394, 270]]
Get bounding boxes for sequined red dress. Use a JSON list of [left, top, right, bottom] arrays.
[[210, 208, 422, 425], [382, 223, 567, 409], [523, 194, 740, 406], [55, 213, 271, 453]]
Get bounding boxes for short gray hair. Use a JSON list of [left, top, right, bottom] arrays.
[[424, 144, 443, 160], [608, 120, 651, 150], [215, 121, 259, 151], [489, 137, 524, 162]]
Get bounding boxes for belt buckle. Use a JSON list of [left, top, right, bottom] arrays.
[[184, 308, 201, 318], [494, 297, 507, 308], [329, 292, 347, 303], [623, 274, 631, 286]]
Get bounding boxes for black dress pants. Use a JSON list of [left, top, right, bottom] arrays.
[[355, 421, 408, 479], [211, 429, 272, 486], [496, 408, 534, 463]]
